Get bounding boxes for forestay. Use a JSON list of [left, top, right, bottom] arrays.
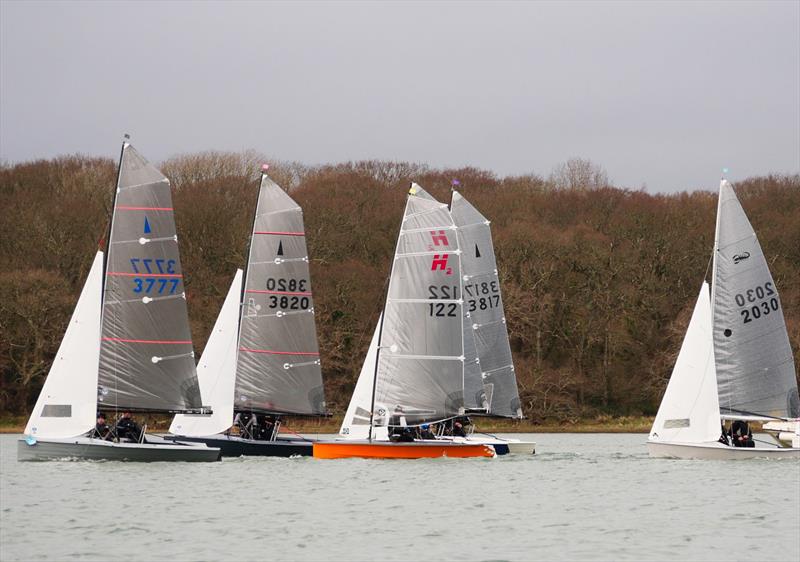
[[234, 174, 326, 415], [649, 283, 721, 444], [372, 184, 465, 425], [450, 191, 522, 418], [170, 270, 243, 436], [97, 144, 202, 412], [711, 180, 799, 419], [25, 253, 104, 438]]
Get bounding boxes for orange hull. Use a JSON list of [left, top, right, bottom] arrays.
[[313, 441, 495, 459]]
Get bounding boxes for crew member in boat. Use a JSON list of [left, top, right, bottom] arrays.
[[256, 416, 275, 441], [116, 410, 144, 442], [419, 424, 436, 440], [452, 421, 467, 438], [92, 412, 112, 441], [729, 420, 754, 448]]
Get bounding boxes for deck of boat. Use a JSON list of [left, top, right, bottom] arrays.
[[17, 435, 221, 462]]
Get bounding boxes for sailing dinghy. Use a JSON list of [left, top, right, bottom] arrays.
[[648, 180, 799, 459], [18, 142, 220, 462], [448, 190, 535, 454], [168, 169, 326, 456], [316, 184, 495, 459]]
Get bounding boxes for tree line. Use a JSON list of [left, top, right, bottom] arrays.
[[1, 153, 798, 421]]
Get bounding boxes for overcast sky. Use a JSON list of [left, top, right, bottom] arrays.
[[1, 1, 798, 192]]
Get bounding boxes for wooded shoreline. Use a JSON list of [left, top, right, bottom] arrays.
[[2, 153, 798, 422]]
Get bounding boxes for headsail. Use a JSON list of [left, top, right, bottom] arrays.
[[711, 180, 799, 419], [371, 183, 465, 425], [170, 270, 243, 436], [450, 191, 522, 418], [339, 315, 383, 439], [234, 174, 326, 415], [650, 282, 721, 444], [25, 252, 104, 438], [97, 144, 202, 412]]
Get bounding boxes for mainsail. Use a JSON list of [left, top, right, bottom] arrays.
[[450, 191, 523, 418], [97, 144, 202, 412], [649, 282, 721, 444], [25, 252, 104, 438], [711, 180, 799, 419], [371, 184, 466, 425], [234, 174, 326, 415]]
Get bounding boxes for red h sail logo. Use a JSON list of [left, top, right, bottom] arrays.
[[430, 230, 449, 246], [431, 254, 452, 275]]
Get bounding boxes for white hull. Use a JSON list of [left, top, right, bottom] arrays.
[[647, 440, 800, 460], [505, 439, 536, 455], [426, 436, 535, 455], [18, 434, 221, 462]]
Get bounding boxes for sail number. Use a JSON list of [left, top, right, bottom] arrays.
[[130, 258, 180, 294], [464, 281, 500, 313], [736, 282, 779, 324], [428, 284, 458, 317], [266, 278, 307, 292], [265, 278, 310, 310]]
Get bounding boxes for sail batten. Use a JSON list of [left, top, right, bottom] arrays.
[[233, 175, 326, 415], [711, 180, 799, 419], [97, 144, 202, 412], [451, 191, 522, 418]]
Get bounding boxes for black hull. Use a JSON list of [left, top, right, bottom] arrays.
[[169, 434, 312, 457]]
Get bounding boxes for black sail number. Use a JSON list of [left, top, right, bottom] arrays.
[[736, 282, 779, 325]]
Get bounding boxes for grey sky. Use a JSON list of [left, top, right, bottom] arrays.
[[1, 1, 798, 192]]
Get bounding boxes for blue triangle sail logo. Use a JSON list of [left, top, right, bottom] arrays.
[[144, 217, 151, 234]]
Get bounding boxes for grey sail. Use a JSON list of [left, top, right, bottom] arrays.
[[451, 191, 523, 418], [373, 184, 465, 425], [462, 306, 488, 411], [711, 180, 798, 419], [234, 174, 326, 415], [98, 144, 202, 412]]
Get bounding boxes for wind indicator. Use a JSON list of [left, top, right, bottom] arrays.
[[262, 164, 270, 173]]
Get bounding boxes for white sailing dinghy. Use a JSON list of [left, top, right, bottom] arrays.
[[648, 180, 799, 459], [19, 142, 220, 462], [319, 184, 495, 459], [169, 169, 327, 456], [449, 190, 535, 454]]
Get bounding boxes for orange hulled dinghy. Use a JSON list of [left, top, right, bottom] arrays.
[[313, 184, 495, 459]]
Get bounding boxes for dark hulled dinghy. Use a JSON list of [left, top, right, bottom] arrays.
[[169, 169, 326, 456], [19, 142, 220, 462], [447, 190, 535, 454]]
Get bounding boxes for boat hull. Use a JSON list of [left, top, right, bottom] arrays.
[[430, 435, 535, 455], [167, 434, 312, 457], [313, 441, 495, 459], [647, 440, 800, 460], [17, 436, 221, 462], [505, 439, 536, 455]]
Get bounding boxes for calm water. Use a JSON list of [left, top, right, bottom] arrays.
[[1, 433, 798, 561]]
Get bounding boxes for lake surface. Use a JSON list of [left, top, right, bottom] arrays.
[[1, 433, 798, 561]]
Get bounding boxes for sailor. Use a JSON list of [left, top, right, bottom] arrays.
[[397, 427, 415, 442], [452, 421, 467, 438], [419, 424, 436, 440], [730, 420, 754, 448], [718, 423, 730, 445], [257, 417, 275, 441], [116, 410, 143, 442], [92, 412, 112, 440]]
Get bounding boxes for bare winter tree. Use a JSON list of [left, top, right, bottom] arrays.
[[549, 158, 609, 191]]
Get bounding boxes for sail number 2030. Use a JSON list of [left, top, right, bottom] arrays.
[[737, 282, 779, 324]]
